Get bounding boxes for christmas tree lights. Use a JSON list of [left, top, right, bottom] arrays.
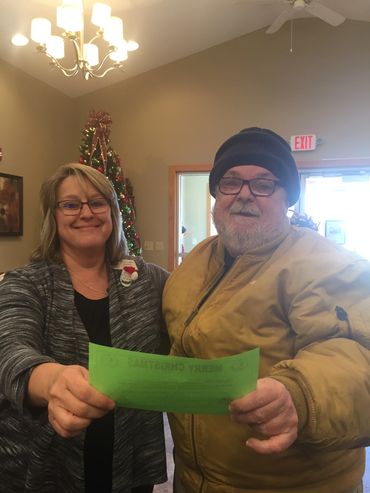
[[79, 110, 141, 255]]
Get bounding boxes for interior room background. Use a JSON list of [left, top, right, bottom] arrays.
[[1, 19, 370, 272]]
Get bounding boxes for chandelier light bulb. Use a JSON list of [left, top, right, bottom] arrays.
[[56, 6, 66, 29], [126, 40, 139, 52], [57, 6, 69, 30], [103, 16, 124, 46], [56, 5, 83, 32], [91, 3, 112, 28], [31, 18, 52, 44], [46, 35, 65, 59], [109, 40, 128, 62], [11, 34, 29, 46], [293, 0, 306, 9], [84, 43, 99, 66]]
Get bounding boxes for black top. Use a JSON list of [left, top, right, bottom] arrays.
[[74, 291, 113, 493]]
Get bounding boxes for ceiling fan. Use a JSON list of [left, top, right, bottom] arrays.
[[266, 0, 346, 34]]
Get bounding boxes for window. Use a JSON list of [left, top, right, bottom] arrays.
[[298, 168, 370, 260]]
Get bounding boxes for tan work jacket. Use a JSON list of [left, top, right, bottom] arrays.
[[163, 225, 370, 493]]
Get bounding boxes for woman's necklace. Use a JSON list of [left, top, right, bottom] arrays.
[[69, 270, 109, 296]]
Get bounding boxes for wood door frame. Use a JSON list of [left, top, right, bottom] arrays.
[[168, 164, 211, 271], [168, 158, 370, 271]]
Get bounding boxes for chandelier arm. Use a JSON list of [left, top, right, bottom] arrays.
[[86, 32, 103, 45], [38, 42, 124, 79], [37, 45, 80, 76], [69, 37, 84, 69], [87, 64, 124, 79], [92, 49, 119, 73], [45, 55, 80, 77]]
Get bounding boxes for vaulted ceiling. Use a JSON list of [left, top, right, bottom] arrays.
[[1, 0, 369, 98]]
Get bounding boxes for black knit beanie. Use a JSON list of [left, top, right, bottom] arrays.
[[209, 127, 300, 206]]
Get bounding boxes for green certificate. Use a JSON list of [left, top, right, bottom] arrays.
[[89, 343, 259, 414]]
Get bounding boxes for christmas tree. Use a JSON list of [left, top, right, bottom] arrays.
[[79, 110, 142, 255]]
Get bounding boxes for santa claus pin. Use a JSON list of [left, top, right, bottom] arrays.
[[120, 259, 139, 287]]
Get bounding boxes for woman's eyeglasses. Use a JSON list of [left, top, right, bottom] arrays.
[[56, 197, 110, 215]]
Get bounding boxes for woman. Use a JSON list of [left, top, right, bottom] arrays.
[[0, 163, 168, 493]]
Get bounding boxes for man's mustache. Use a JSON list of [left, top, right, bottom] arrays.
[[229, 204, 260, 217]]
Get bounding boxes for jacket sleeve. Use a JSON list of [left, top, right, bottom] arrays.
[[270, 251, 370, 450], [0, 270, 55, 416]]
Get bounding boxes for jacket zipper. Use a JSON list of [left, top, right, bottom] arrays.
[[182, 264, 230, 492], [183, 266, 228, 330], [179, 246, 282, 490]]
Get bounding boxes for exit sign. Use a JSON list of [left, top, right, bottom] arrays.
[[290, 134, 316, 152]]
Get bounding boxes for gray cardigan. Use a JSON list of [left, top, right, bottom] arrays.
[[0, 257, 169, 492]]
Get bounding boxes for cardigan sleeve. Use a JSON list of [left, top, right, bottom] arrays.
[[144, 261, 170, 354], [144, 261, 169, 292], [0, 269, 55, 416]]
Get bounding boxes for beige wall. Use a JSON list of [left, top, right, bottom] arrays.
[[0, 60, 77, 271], [1, 19, 370, 271], [75, 19, 370, 268]]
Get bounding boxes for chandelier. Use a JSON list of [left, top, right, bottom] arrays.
[[19, 0, 139, 80]]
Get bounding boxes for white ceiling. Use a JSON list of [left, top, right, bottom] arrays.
[[0, 0, 369, 98]]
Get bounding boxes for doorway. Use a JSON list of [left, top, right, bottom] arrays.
[[168, 164, 211, 271]]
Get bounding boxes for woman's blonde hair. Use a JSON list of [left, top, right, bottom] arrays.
[[31, 163, 128, 263]]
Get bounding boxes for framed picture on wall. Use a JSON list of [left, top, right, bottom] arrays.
[[325, 219, 345, 245], [0, 172, 23, 236]]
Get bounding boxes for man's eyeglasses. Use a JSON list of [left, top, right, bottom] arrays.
[[218, 177, 280, 197], [56, 197, 110, 216]]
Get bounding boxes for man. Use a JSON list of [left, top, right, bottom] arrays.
[[163, 127, 370, 493]]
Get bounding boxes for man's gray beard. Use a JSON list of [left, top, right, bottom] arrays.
[[212, 211, 289, 257]]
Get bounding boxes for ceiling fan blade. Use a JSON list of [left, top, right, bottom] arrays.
[[266, 8, 291, 34], [305, 1, 345, 27]]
